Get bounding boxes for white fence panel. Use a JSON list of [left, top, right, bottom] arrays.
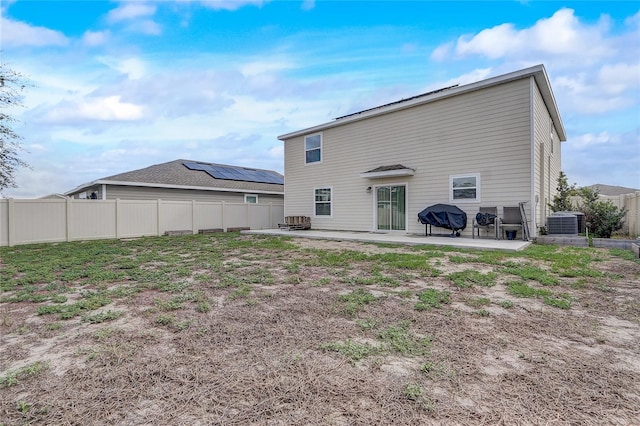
[[119, 200, 159, 238], [270, 204, 285, 228], [600, 192, 640, 237], [13, 199, 68, 245], [71, 200, 117, 240], [249, 204, 272, 230], [194, 202, 224, 231], [225, 203, 249, 229], [0, 198, 284, 246], [160, 201, 193, 234]]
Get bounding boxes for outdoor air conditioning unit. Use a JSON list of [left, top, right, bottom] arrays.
[[553, 211, 586, 234], [547, 213, 578, 235]]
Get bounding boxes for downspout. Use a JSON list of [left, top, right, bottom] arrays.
[[529, 76, 537, 237], [101, 184, 107, 200]]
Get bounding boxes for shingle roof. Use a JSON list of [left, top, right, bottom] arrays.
[[363, 164, 413, 173], [585, 184, 639, 196], [66, 159, 284, 195]]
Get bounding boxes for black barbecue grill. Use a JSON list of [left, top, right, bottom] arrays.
[[417, 204, 467, 237]]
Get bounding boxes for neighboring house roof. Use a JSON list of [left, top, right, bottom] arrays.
[[39, 193, 68, 199], [585, 184, 639, 196], [65, 159, 284, 196], [278, 64, 566, 142]]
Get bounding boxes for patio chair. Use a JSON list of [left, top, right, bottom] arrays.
[[472, 207, 498, 239], [499, 207, 524, 240]]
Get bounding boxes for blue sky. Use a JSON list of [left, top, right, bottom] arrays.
[[1, 0, 639, 197]]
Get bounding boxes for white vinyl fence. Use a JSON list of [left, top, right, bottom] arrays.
[[570, 191, 640, 237], [0, 198, 284, 247], [600, 192, 640, 237]]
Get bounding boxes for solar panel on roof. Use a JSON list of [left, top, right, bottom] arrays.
[[183, 162, 283, 185], [183, 162, 208, 171]]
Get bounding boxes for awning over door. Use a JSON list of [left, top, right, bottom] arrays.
[[360, 164, 415, 179]]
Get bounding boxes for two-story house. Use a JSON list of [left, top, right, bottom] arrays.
[[278, 64, 566, 238]]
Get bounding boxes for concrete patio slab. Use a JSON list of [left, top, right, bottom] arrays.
[[244, 229, 532, 252]]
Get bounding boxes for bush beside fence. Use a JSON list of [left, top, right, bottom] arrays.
[[0, 198, 284, 247], [570, 191, 640, 237]]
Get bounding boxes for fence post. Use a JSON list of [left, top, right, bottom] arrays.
[[221, 201, 225, 232], [247, 202, 250, 229], [157, 199, 162, 236], [7, 198, 15, 247], [192, 200, 197, 234], [269, 202, 273, 229], [115, 199, 121, 239], [66, 198, 72, 242]]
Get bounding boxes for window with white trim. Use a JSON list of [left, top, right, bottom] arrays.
[[305, 133, 322, 164], [244, 194, 258, 204], [314, 187, 332, 216], [450, 174, 480, 203]]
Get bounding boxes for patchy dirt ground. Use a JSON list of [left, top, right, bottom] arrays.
[[1, 235, 639, 425]]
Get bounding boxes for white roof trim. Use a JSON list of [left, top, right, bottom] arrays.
[[360, 169, 415, 179], [278, 64, 566, 142], [65, 180, 284, 196]]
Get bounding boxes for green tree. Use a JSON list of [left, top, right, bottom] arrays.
[[577, 187, 627, 238], [549, 171, 577, 212], [0, 63, 30, 193]]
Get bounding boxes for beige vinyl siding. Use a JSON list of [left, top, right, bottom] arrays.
[[532, 78, 562, 234], [104, 185, 283, 204], [284, 79, 533, 235]]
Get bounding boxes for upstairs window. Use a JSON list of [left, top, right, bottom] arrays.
[[305, 133, 322, 164], [450, 174, 480, 203]]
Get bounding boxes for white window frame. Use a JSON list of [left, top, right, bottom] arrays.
[[244, 194, 258, 204], [313, 187, 332, 217], [449, 173, 480, 203], [304, 133, 322, 165]]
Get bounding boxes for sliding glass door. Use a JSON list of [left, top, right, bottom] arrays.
[[376, 185, 406, 231]]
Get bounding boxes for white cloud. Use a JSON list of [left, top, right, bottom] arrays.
[[553, 63, 639, 114], [436, 8, 614, 65], [0, 15, 68, 47], [105, 2, 160, 35], [197, 0, 266, 11], [624, 10, 640, 27], [240, 59, 295, 77], [128, 19, 162, 36], [82, 30, 110, 47], [430, 68, 494, 90], [570, 131, 616, 149], [598, 63, 640, 96], [107, 3, 157, 23], [456, 23, 519, 59], [97, 56, 147, 79], [301, 0, 315, 11], [43, 96, 145, 123]]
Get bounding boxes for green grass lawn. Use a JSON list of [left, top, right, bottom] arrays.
[[1, 233, 639, 424]]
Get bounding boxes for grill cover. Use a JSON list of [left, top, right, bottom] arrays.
[[417, 204, 467, 231]]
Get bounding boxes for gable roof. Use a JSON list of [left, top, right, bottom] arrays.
[[278, 64, 566, 142], [65, 159, 284, 196]]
